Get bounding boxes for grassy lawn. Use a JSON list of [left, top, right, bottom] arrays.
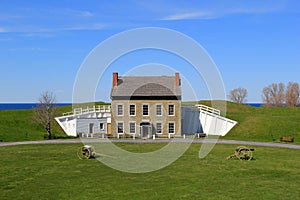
[[1, 143, 300, 199]]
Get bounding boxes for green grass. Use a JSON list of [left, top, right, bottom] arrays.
[[0, 106, 71, 142], [1, 143, 300, 199], [220, 101, 300, 143]]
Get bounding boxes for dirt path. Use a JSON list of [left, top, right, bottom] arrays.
[[1, 138, 300, 150]]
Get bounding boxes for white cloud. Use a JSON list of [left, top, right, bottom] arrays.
[[230, 6, 282, 15], [65, 9, 94, 17], [0, 27, 7, 32], [161, 11, 216, 20], [0, 38, 13, 41], [21, 32, 56, 38], [63, 23, 106, 31], [161, 4, 283, 20], [0, 22, 107, 37], [0, 8, 96, 34], [8, 47, 48, 51]]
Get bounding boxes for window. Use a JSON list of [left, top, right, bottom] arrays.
[[117, 104, 123, 116], [156, 104, 162, 116], [168, 122, 175, 134], [168, 104, 175, 116], [143, 104, 149, 116], [117, 122, 124, 134], [156, 122, 162, 134], [129, 104, 135, 116], [129, 122, 136, 134], [100, 123, 104, 130]]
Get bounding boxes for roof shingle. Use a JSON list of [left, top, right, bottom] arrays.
[[110, 75, 181, 99]]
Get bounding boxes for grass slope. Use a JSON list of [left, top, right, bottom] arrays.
[[0, 106, 71, 142], [1, 143, 300, 199], [220, 101, 300, 143]]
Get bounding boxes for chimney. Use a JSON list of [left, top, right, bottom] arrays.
[[175, 72, 181, 86], [113, 72, 118, 86]]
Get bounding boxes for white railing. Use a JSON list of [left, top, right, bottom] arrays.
[[195, 104, 221, 116], [63, 105, 111, 116]]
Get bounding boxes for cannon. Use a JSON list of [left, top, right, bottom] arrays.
[[77, 145, 114, 159], [226, 146, 254, 161], [77, 145, 96, 159]]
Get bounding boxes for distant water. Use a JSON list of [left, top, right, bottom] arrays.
[[0, 103, 72, 110], [245, 103, 263, 107], [0, 102, 263, 110]]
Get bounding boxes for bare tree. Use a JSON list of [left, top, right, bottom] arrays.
[[286, 82, 299, 107], [229, 87, 247, 104], [33, 91, 57, 139], [262, 87, 271, 105], [262, 83, 285, 106]]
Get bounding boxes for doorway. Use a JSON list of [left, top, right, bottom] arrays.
[[89, 123, 94, 134], [140, 122, 152, 138]]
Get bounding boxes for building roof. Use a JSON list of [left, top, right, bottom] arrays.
[[110, 75, 182, 100]]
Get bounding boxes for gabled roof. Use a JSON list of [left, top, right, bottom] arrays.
[[110, 75, 182, 100]]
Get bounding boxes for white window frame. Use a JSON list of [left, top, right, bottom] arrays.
[[156, 104, 162, 116], [156, 122, 162, 134], [142, 104, 149, 116], [117, 122, 124, 134], [168, 122, 175, 134], [129, 121, 136, 134], [117, 104, 124, 116], [168, 104, 175, 116], [129, 104, 136, 116]]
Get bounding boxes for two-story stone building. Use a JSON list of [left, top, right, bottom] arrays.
[[56, 72, 237, 138], [110, 72, 182, 138]]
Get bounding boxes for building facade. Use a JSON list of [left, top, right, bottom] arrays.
[[110, 72, 182, 138], [55, 106, 111, 137]]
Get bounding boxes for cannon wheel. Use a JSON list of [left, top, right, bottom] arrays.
[[77, 146, 91, 159], [235, 146, 253, 160]]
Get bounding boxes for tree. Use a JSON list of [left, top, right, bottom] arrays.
[[33, 91, 57, 139], [262, 87, 271, 105], [262, 83, 285, 106], [286, 82, 299, 107], [229, 87, 247, 104]]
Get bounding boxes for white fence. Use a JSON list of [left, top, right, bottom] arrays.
[[63, 105, 111, 116]]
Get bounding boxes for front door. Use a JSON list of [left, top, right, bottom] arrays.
[[107, 123, 111, 136], [140, 122, 151, 138]]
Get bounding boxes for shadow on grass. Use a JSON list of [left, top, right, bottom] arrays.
[[43, 134, 78, 140]]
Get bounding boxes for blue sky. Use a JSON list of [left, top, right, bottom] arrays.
[[0, 0, 299, 103]]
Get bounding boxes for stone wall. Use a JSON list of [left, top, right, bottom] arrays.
[[111, 99, 181, 137]]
